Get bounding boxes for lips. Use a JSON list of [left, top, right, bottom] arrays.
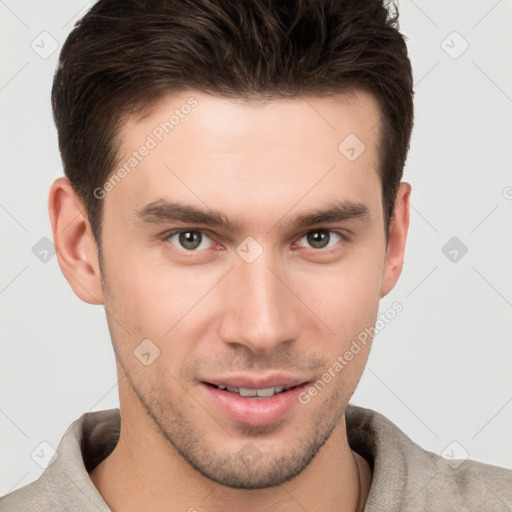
[[200, 375, 309, 427], [213, 384, 291, 397], [203, 375, 307, 390]]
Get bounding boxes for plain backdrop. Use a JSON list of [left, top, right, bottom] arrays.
[[1, 0, 511, 495]]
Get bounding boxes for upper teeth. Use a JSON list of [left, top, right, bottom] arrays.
[[217, 384, 289, 397]]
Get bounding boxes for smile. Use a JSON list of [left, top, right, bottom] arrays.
[[213, 384, 293, 397], [201, 377, 309, 427]]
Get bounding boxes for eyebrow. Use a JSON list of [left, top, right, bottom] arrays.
[[135, 199, 370, 233]]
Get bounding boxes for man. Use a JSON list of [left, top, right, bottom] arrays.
[[1, 0, 510, 510]]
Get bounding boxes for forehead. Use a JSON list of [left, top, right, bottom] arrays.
[[106, 90, 383, 231], [124, 89, 381, 154]]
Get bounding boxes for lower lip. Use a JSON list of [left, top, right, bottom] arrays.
[[201, 383, 307, 427]]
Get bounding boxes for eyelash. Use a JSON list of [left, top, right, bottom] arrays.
[[160, 228, 347, 255]]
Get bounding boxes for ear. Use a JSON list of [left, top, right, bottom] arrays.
[[48, 177, 104, 305], [380, 182, 411, 298]]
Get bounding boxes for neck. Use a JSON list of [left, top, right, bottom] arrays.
[[90, 384, 371, 512]]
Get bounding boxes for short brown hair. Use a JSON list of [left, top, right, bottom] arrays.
[[52, 0, 414, 245]]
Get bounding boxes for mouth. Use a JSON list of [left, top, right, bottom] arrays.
[[200, 377, 309, 427], [205, 382, 297, 398]]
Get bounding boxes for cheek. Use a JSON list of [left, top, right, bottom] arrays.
[[101, 239, 221, 369], [102, 234, 184, 328], [297, 245, 384, 335]]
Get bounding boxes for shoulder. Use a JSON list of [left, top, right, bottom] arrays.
[[425, 455, 512, 510], [345, 404, 512, 511], [0, 479, 52, 512], [0, 409, 118, 512]]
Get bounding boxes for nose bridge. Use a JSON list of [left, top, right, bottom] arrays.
[[219, 251, 296, 353]]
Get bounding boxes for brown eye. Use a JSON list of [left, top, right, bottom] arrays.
[[166, 230, 214, 251], [298, 230, 343, 250]]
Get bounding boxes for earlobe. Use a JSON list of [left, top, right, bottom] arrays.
[[380, 182, 411, 298], [48, 177, 104, 305]]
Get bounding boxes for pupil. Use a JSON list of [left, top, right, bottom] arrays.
[[308, 231, 329, 249], [179, 231, 201, 250]]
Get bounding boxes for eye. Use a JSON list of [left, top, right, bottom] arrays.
[[296, 230, 343, 250], [165, 229, 216, 251]]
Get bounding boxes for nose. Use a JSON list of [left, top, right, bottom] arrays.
[[217, 252, 300, 354]]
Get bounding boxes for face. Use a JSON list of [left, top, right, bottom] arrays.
[[95, 90, 397, 488]]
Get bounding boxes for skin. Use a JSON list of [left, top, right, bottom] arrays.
[[49, 89, 410, 512]]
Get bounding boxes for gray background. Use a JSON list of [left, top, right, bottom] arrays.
[[1, 0, 511, 495]]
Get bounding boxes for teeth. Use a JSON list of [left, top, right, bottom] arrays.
[[239, 387, 258, 397], [255, 387, 274, 397], [216, 384, 290, 397]]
